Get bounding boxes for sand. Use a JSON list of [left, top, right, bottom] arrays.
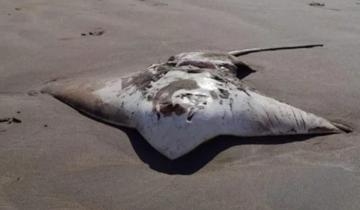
[[1, 0, 360, 209]]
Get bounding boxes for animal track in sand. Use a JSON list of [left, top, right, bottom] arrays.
[[309, 2, 325, 7], [137, 0, 168, 7], [27, 90, 39, 96], [308, 2, 341, 11], [81, 28, 105, 37]]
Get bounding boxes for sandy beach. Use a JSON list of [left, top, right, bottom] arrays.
[[1, 0, 360, 209]]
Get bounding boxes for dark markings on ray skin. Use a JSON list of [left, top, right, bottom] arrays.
[[210, 91, 218, 99], [200, 52, 230, 59], [308, 126, 335, 133], [288, 128, 296, 133], [146, 95, 153, 101], [264, 110, 275, 129], [291, 109, 300, 128], [272, 112, 282, 127], [167, 51, 256, 80], [218, 88, 230, 99], [87, 98, 131, 125], [156, 112, 161, 120], [187, 108, 196, 122], [212, 74, 226, 83], [159, 104, 187, 117], [153, 79, 199, 117], [176, 93, 193, 99], [178, 60, 217, 69], [239, 87, 251, 96], [187, 69, 204, 74], [53, 92, 131, 127], [246, 100, 271, 132], [229, 98, 234, 111], [122, 64, 172, 91]]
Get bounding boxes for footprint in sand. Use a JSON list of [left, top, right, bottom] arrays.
[[309, 2, 325, 7], [58, 28, 105, 41], [27, 90, 39, 96], [81, 28, 105, 37], [308, 2, 340, 11], [0, 117, 22, 132], [137, 0, 168, 7], [152, 2, 168, 7]]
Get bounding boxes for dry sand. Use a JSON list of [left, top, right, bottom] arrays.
[[1, 0, 360, 209]]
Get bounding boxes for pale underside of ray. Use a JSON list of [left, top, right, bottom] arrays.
[[43, 64, 345, 160]]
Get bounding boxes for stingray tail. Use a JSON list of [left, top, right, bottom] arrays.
[[229, 44, 323, 57]]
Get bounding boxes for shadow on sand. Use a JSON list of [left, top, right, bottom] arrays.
[[120, 127, 318, 175]]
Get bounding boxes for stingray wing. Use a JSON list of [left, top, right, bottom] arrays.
[[42, 65, 344, 160], [129, 71, 341, 159], [42, 75, 150, 128]]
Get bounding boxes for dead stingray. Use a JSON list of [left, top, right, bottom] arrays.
[[42, 44, 351, 159]]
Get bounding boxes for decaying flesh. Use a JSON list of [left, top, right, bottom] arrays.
[[42, 44, 351, 159]]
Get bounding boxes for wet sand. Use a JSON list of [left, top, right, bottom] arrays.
[[1, 0, 360, 209]]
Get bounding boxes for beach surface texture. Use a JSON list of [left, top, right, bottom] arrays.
[[1, 0, 360, 209]]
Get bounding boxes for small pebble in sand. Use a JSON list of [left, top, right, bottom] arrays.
[[44, 124, 48, 128]]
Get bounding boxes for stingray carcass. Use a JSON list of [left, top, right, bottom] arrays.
[[43, 44, 350, 159]]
